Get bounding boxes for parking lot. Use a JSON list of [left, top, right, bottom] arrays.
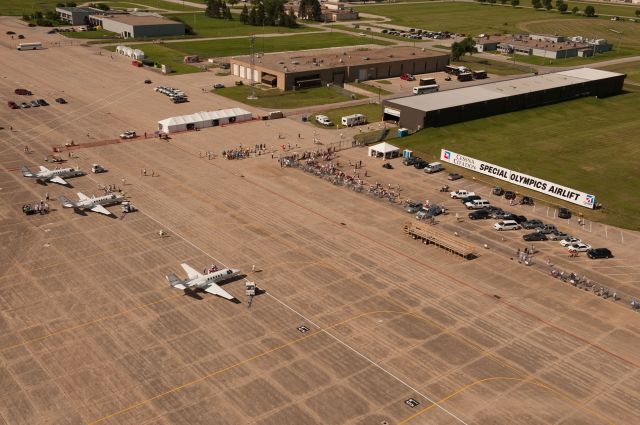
[[1, 17, 640, 425]]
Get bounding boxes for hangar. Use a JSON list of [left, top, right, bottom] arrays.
[[88, 14, 185, 39], [230, 46, 449, 91], [383, 68, 626, 130], [158, 108, 252, 134]]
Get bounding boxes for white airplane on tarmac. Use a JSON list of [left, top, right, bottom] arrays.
[[59, 192, 124, 216], [166, 264, 241, 300], [21, 165, 84, 185]]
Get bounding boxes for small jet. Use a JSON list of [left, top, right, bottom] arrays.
[[59, 192, 124, 216], [166, 264, 240, 300], [21, 165, 84, 185]]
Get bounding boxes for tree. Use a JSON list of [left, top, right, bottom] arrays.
[[584, 5, 595, 16], [56, 2, 65, 6], [451, 37, 475, 61], [558, 3, 568, 12], [228, 0, 238, 5], [542, 0, 552, 11], [531, 0, 541, 9], [65, 1, 77, 6], [248, 6, 257, 25], [224, 4, 233, 19], [240, 4, 249, 23], [571, 5, 579, 14], [257, 1, 265, 25], [635, 9, 640, 17], [287, 7, 297, 27], [488, 0, 496, 4], [500, 0, 507, 4], [511, 0, 519, 7], [311, 0, 322, 21]]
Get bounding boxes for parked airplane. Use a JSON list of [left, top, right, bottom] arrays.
[[166, 264, 240, 300], [59, 192, 124, 215], [21, 165, 84, 185]]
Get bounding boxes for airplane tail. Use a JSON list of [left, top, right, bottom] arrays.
[[59, 195, 76, 209], [165, 273, 183, 287], [21, 166, 33, 177]]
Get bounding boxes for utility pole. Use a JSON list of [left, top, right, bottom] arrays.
[[248, 35, 258, 100]]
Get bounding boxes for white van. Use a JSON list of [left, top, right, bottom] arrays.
[[424, 162, 443, 174], [494, 220, 521, 231], [465, 199, 491, 209], [341, 113, 367, 127]]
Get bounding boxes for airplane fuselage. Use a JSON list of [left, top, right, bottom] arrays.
[[191, 269, 240, 289], [77, 193, 123, 209]]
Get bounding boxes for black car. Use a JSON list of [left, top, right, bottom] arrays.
[[503, 214, 527, 223], [523, 232, 548, 241], [402, 157, 420, 166], [522, 219, 544, 229], [587, 248, 613, 259], [413, 160, 428, 169], [469, 209, 491, 220], [558, 207, 572, 219], [504, 191, 516, 200], [55, 98, 67, 104], [521, 196, 535, 206], [492, 186, 504, 196], [447, 173, 463, 181], [144, 79, 152, 84], [460, 195, 481, 204], [36, 99, 48, 106]]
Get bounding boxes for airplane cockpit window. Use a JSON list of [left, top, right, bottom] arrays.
[[227, 269, 232, 274]]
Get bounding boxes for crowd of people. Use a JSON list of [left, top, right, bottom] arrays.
[[23, 200, 50, 215]]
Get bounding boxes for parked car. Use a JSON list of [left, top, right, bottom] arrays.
[[504, 191, 516, 200], [213, 83, 225, 89], [523, 232, 548, 241], [520, 196, 535, 205], [492, 210, 511, 219], [494, 220, 521, 231], [404, 201, 423, 213], [29, 100, 40, 107], [465, 199, 490, 210], [568, 243, 591, 252], [55, 97, 67, 104], [492, 186, 504, 196], [119, 130, 136, 139], [7, 101, 19, 109], [36, 99, 48, 106], [91, 164, 105, 173], [144, 79, 152, 84], [447, 173, 463, 181], [560, 237, 581, 247], [587, 248, 613, 259], [522, 219, 544, 229], [413, 159, 428, 169], [20, 102, 30, 109], [171, 97, 188, 104], [400, 73, 415, 81], [558, 207, 572, 219], [548, 231, 569, 241], [15, 88, 32, 95], [315, 115, 333, 126], [402, 157, 420, 166], [460, 195, 481, 204], [536, 224, 557, 234], [450, 190, 475, 199], [468, 209, 491, 220], [502, 214, 527, 223]]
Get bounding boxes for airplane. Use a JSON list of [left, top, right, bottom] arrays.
[[21, 165, 84, 185], [166, 264, 240, 300], [59, 192, 124, 216]]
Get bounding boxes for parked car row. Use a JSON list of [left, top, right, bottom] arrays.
[[154, 86, 188, 103], [8, 98, 49, 109], [381, 28, 453, 40]]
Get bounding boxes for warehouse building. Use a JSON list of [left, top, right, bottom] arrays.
[[383, 68, 625, 130], [158, 108, 252, 134], [474, 34, 611, 59], [56, 6, 105, 25], [88, 14, 185, 38], [230, 46, 449, 91]]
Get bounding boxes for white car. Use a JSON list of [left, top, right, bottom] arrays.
[[315, 115, 333, 126], [559, 237, 581, 247], [568, 243, 591, 252], [119, 130, 136, 139], [450, 190, 475, 199], [493, 220, 520, 231]]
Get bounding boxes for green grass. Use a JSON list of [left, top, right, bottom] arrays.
[[101, 2, 150, 10], [106, 0, 201, 11], [599, 61, 640, 84], [164, 13, 314, 38], [311, 103, 383, 129], [393, 87, 640, 230], [352, 82, 393, 96], [119, 32, 391, 74], [453, 55, 531, 76], [568, 0, 640, 18], [0, 0, 201, 14], [213, 85, 363, 109], [64, 29, 120, 39]]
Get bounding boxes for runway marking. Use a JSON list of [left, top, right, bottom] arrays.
[[398, 376, 615, 425]]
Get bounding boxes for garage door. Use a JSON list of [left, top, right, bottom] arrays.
[[239, 66, 245, 79], [358, 69, 368, 81], [383, 107, 401, 122], [233, 64, 238, 76]]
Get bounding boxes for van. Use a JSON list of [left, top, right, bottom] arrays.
[[465, 199, 491, 209], [268, 110, 284, 119], [424, 162, 443, 174], [494, 220, 521, 231]]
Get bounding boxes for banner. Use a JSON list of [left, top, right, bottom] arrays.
[[440, 149, 596, 209]]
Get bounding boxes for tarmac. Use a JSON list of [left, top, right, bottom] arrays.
[[1, 19, 639, 425]]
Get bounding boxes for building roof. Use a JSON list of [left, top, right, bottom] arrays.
[[96, 14, 183, 26], [232, 46, 446, 74], [158, 108, 252, 127], [56, 6, 103, 13], [474, 35, 590, 52], [386, 68, 624, 113]]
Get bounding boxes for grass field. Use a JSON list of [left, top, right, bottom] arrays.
[[106, 0, 201, 11], [120, 33, 391, 74], [600, 60, 640, 84], [453, 55, 531, 75], [352, 82, 393, 96], [64, 29, 120, 39], [0, 0, 201, 14], [311, 103, 383, 129], [213, 85, 363, 109], [393, 87, 640, 229]]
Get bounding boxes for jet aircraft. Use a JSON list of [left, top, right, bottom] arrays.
[[166, 264, 240, 300]]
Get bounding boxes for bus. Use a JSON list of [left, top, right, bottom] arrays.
[[412, 84, 439, 95], [17, 42, 42, 51]]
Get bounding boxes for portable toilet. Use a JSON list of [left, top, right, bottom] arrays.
[[397, 128, 409, 138], [403, 149, 412, 158]]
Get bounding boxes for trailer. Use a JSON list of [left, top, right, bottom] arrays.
[[472, 70, 487, 79], [341, 113, 367, 127]]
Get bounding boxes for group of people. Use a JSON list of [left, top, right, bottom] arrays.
[[516, 246, 537, 265], [100, 184, 120, 195], [23, 200, 50, 215]]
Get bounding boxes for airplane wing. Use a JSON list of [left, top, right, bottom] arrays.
[[39, 165, 50, 173], [171, 283, 187, 290], [49, 176, 68, 185], [90, 204, 113, 215], [204, 283, 235, 300], [181, 263, 203, 280], [77, 192, 90, 201]]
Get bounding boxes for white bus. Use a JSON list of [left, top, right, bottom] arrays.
[[17, 42, 42, 51], [412, 84, 439, 95]]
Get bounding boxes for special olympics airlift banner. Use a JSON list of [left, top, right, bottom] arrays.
[[440, 149, 596, 209]]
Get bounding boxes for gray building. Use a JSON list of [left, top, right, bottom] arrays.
[[89, 15, 185, 39], [383, 68, 625, 130], [56, 7, 103, 25]]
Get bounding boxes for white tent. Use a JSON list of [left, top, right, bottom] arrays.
[[132, 49, 145, 60], [158, 108, 252, 134], [368, 142, 400, 159]]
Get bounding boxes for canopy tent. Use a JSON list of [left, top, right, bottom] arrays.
[[368, 142, 400, 159], [158, 108, 252, 134]]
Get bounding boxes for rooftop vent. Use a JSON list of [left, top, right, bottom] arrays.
[[362, 57, 369, 60]]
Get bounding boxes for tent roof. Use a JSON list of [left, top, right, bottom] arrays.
[[158, 108, 251, 127], [369, 142, 399, 153]]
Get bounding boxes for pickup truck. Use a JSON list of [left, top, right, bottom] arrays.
[[450, 190, 475, 199]]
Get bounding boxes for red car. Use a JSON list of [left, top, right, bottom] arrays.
[[400, 73, 415, 81], [14, 88, 32, 95], [7, 101, 19, 109]]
